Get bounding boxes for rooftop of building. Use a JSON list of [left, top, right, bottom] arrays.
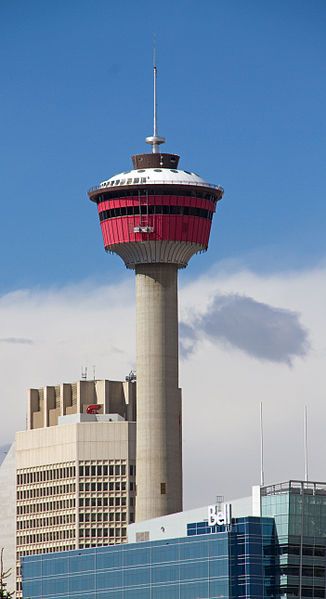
[[88, 166, 224, 196], [261, 479, 326, 496], [27, 378, 136, 430]]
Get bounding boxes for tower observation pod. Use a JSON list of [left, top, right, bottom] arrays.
[[88, 66, 224, 522]]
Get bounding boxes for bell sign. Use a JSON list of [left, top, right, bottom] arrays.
[[208, 503, 232, 527]]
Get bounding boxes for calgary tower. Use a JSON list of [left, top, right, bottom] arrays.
[[88, 65, 223, 522]]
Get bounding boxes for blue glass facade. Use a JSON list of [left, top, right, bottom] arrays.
[[22, 517, 277, 599]]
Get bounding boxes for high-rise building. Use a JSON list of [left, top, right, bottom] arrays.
[[260, 480, 326, 598], [88, 65, 224, 522], [12, 378, 136, 596]]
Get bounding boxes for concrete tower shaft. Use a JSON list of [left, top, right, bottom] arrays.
[[135, 263, 182, 520], [88, 59, 223, 523]]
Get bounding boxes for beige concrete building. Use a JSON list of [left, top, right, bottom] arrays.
[[13, 378, 136, 596]]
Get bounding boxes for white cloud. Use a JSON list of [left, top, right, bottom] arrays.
[[0, 264, 325, 509], [179, 263, 326, 506], [0, 281, 135, 438]]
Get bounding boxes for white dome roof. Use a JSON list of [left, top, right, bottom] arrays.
[[98, 168, 219, 190]]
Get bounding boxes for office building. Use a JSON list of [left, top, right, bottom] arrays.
[[22, 480, 326, 599], [22, 517, 277, 599], [88, 64, 224, 522], [260, 480, 326, 598], [10, 378, 136, 596]]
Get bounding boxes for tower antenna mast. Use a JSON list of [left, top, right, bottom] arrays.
[[260, 402, 265, 486], [153, 40, 158, 140], [146, 39, 166, 153], [304, 405, 309, 482]]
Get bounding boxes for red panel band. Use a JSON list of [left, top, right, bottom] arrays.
[[100, 215, 212, 247]]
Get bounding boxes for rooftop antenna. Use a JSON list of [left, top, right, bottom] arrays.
[[125, 370, 137, 383], [216, 495, 224, 511], [145, 36, 165, 153], [260, 402, 265, 486], [304, 405, 309, 482], [81, 366, 87, 381], [93, 365, 96, 381]]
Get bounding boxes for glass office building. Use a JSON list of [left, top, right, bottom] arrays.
[[22, 517, 278, 599], [261, 481, 326, 598], [22, 480, 326, 599]]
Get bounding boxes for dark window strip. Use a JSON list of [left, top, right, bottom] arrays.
[[96, 188, 218, 204], [99, 205, 213, 222]]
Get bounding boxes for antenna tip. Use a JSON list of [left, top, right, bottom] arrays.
[[147, 37, 165, 153]]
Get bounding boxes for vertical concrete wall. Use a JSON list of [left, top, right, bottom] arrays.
[[61, 383, 72, 416], [124, 381, 137, 423], [0, 444, 16, 594], [135, 263, 182, 522]]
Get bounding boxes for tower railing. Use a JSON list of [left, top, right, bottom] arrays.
[[88, 180, 224, 194]]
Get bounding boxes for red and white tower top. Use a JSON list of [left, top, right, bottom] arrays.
[[88, 66, 224, 267]]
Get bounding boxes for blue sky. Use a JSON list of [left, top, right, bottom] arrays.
[[1, 1, 326, 501], [1, 0, 325, 291]]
